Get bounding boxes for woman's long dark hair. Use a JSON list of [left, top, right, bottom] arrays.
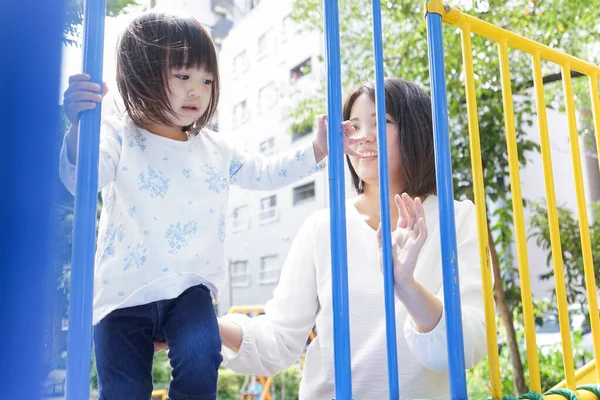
[[342, 78, 436, 197]]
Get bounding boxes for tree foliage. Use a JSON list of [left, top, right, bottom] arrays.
[[529, 201, 600, 312], [63, 0, 139, 45]]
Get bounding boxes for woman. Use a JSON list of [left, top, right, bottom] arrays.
[[198, 78, 486, 399]]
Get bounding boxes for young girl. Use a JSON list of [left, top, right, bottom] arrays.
[[215, 78, 487, 399], [60, 11, 359, 400]]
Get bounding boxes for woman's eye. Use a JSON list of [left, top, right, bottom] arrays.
[[386, 119, 393, 124], [175, 74, 189, 80], [203, 79, 214, 85]]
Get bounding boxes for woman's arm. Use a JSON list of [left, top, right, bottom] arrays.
[[220, 213, 320, 377], [394, 279, 443, 333], [218, 317, 243, 352], [403, 201, 487, 373]]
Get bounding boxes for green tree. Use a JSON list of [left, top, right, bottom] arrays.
[[64, 0, 139, 45], [529, 201, 600, 312], [287, 0, 600, 396]]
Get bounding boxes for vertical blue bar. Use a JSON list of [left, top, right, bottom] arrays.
[[66, 0, 106, 399], [370, 1, 400, 399], [323, 0, 353, 399], [0, 0, 65, 398], [425, 2, 468, 398]]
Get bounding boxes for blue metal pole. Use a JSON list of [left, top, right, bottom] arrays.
[[370, 1, 400, 399], [425, 2, 468, 398], [323, 0, 353, 399], [66, 0, 106, 398], [0, 0, 65, 397]]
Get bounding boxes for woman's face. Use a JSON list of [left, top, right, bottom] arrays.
[[347, 93, 404, 191]]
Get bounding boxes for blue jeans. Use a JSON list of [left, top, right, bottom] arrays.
[[94, 285, 222, 400]]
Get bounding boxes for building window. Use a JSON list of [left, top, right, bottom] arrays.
[[259, 137, 275, 154], [258, 255, 279, 284], [233, 50, 248, 74], [259, 195, 278, 223], [258, 83, 277, 111], [290, 58, 312, 81], [231, 205, 250, 231], [257, 29, 275, 58], [293, 181, 316, 205], [230, 260, 250, 287], [233, 100, 249, 125]]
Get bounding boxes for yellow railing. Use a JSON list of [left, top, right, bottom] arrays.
[[428, 0, 600, 398], [151, 389, 168, 400]]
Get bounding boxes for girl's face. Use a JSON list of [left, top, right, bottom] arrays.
[[347, 93, 404, 190], [166, 66, 214, 127]]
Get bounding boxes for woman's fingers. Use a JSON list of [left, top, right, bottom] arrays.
[[402, 193, 418, 230], [395, 194, 409, 229]]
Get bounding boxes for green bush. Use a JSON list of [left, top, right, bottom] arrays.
[[218, 365, 302, 400], [467, 324, 592, 398], [89, 349, 173, 390], [90, 349, 302, 398]]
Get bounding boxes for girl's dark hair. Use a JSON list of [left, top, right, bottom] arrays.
[[342, 78, 436, 197], [116, 11, 220, 134]]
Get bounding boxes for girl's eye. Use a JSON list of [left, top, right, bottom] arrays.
[[175, 74, 189, 80], [386, 119, 393, 124], [203, 79, 214, 85]]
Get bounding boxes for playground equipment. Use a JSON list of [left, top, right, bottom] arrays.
[[321, 0, 600, 398], [5, 0, 598, 398]]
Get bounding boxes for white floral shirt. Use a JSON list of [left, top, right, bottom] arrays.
[[59, 115, 324, 325]]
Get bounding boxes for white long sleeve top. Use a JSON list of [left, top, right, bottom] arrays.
[[59, 115, 323, 325], [222, 196, 488, 400]]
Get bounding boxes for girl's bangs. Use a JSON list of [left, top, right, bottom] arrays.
[[166, 19, 217, 73]]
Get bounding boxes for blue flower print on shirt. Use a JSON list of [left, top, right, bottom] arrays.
[[101, 223, 125, 260], [105, 190, 117, 211], [182, 169, 191, 178], [129, 131, 147, 151], [116, 135, 123, 146], [279, 169, 288, 178], [217, 213, 226, 243], [201, 163, 228, 194], [128, 205, 136, 217], [139, 167, 170, 198], [229, 160, 243, 178], [163, 156, 169, 161], [123, 242, 147, 271], [295, 149, 306, 162], [165, 221, 198, 253]]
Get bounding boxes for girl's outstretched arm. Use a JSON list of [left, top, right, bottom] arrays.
[[226, 115, 364, 191]]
